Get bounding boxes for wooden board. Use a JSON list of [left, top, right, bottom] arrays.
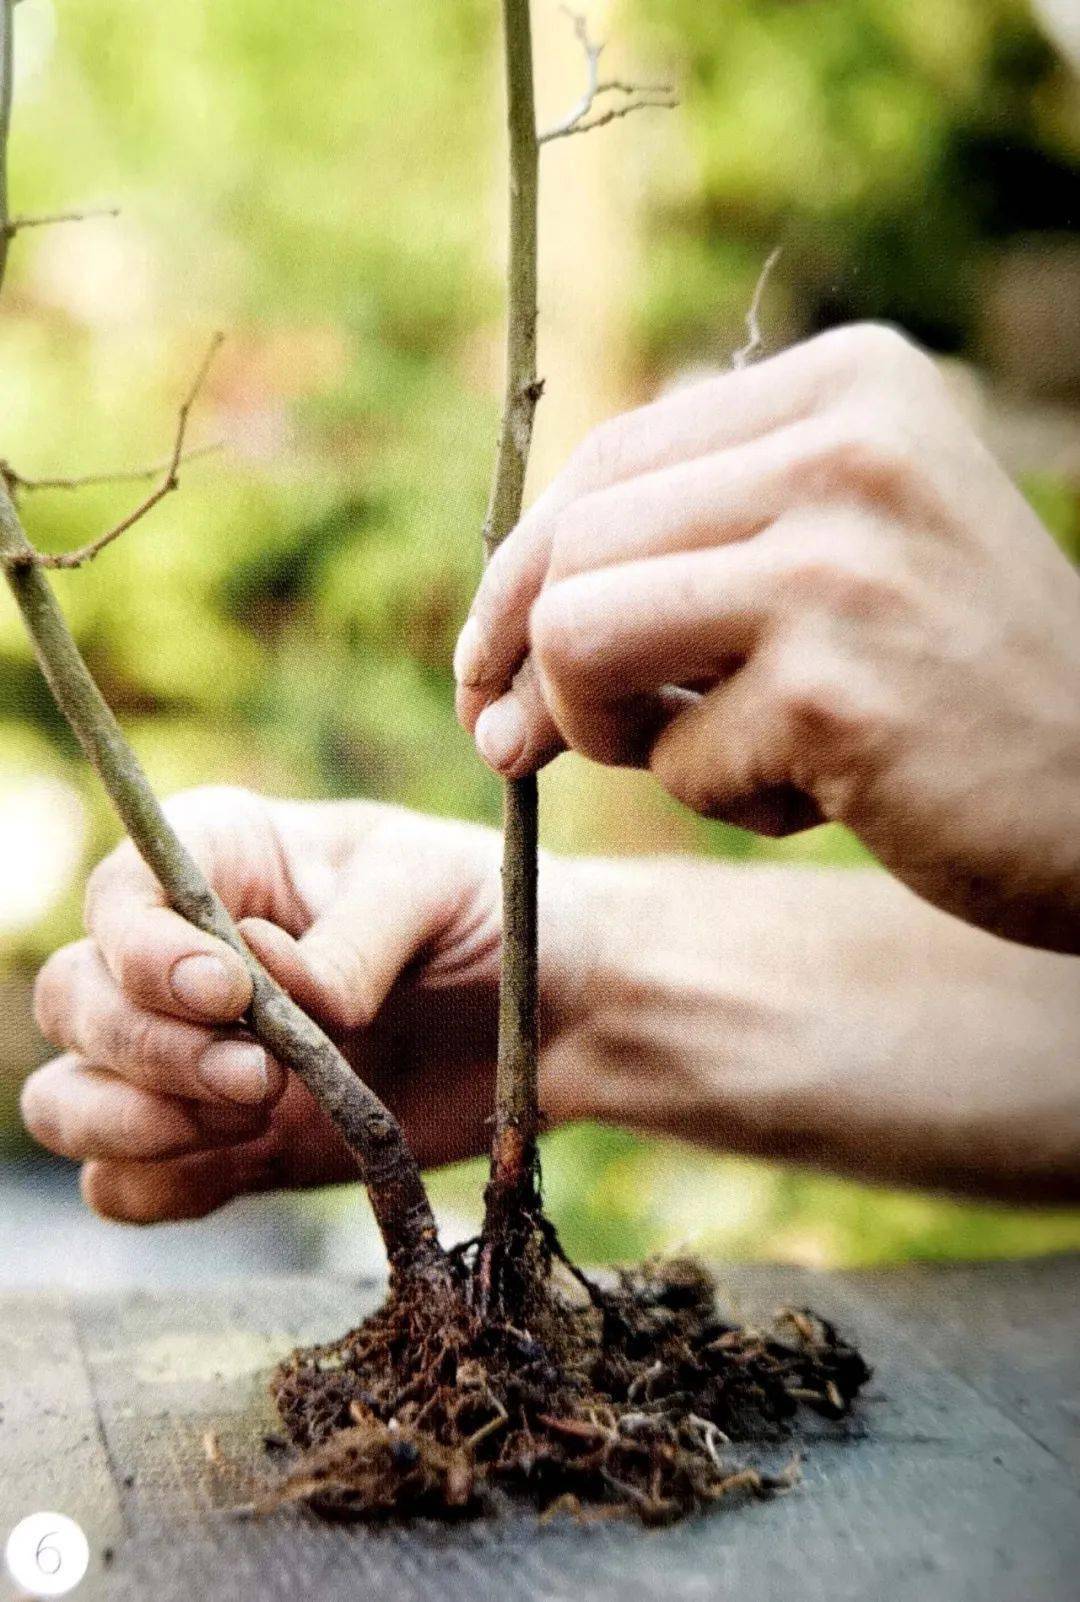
[[2, 1259, 1077, 1602]]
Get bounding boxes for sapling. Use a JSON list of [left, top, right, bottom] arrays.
[[0, 0, 869, 1523]]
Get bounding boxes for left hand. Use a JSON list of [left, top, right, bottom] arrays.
[[454, 323, 1080, 951]]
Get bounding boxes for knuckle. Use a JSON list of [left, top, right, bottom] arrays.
[[109, 930, 149, 1000], [113, 1007, 161, 1076], [773, 666, 849, 737], [780, 550, 902, 620], [768, 658, 879, 777], [815, 321, 927, 382], [815, 417, 917, 503], [162, 782, 256, 820]]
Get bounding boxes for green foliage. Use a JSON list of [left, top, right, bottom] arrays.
[[629, 0, 1080, 361]]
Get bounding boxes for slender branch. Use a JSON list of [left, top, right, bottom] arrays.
[[733, 246, 782, 370], [538, 6, 674, 144], [541, 94, 675, 144], [481, 0, 544, 1251], [13, 332, 224, 570], [4, 205, 120, 238], [0, 0, 447, 1285], [1, 440, 220, 495]]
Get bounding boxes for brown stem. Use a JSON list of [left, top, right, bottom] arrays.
[[0, 0, 446, 1287], [480, 0, 544, 1258]]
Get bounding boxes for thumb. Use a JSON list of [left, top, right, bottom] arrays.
[[648, 658, 823, 837], [238, 839, 470, 1032]]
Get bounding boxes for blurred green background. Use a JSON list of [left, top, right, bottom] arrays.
[[1, 0, 1079, 1272]]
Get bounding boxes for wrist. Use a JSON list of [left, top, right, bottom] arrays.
[[540, 856, 812, 1142]]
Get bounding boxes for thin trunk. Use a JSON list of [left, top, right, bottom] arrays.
[[480, 0, 545, 1266], [0, 0, 447, 1288]]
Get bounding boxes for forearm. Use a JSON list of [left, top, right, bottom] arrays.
[[550, 859, 1080, 1204]]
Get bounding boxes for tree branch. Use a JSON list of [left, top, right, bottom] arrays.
[[1, 440, 220, 495], [0, 0, 447, 1286], [11, 332, 224, 570], [4, 205, 120, 238], [538, 6, 674, 145]]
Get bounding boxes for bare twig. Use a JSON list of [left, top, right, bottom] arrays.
[[539, 7, 674, 144], [0, 0, 448, 1286], [13, 333, 223, 570], [1, 440, 220, 495], [732, 246, 782, 369], [541, 95, 676, 143], [4, 205, 119, 238]]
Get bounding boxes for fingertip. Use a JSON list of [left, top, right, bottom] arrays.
[[169, 948, 252, 1022], [18, 1060, 59, 1152], [195, 1038, 277, 1105], [238, 917, 306, 994], [238, 922, 349, 1031], [81, 1155, 234, 1224], [80, 1159, 117, 1220], [475, 695, 527, 774]]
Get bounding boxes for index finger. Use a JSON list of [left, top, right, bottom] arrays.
[[84, 838, 252, 1024], [453, 327, 852, 715]]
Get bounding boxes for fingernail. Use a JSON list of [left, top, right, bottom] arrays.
[[453, 616, 484, 685], [196, 1040, 269, 1103], [475, 695, 526, 771], [170, 953, 246, 1018]]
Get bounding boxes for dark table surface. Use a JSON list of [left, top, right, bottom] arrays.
[[2, 1255, 1077, 1602]]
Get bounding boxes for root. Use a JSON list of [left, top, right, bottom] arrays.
[[262, 1253, 871, 1526]]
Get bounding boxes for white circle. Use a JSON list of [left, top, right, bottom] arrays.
[[5, 1513, 90, 1597]]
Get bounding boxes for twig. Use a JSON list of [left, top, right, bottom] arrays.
[[4, 205, 119, 238], [732, 246, 782, 369], [538, 7, 675, 144], [541, 95, 676, 144], [20, 333, 223, 570], [1, 440, 221, 495], [0, 0, 448, 1286]]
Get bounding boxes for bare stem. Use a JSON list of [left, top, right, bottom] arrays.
[[2, 440, 220, 495], [0, 0, 446, 1285], [538, 7, 674, 144], [480, 0, 544, 1254], [10, 333, 224, 570], [733, 246, 782, 370], [4, 205, 120, 237]]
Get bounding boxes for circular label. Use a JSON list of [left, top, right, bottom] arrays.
[[5, 1513, 90, 1597]]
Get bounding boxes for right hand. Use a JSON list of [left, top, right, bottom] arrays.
[[21, 787, 595, 1223], [456, 326, 1080, 951]]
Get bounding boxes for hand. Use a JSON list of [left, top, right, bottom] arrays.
[[455, 323, 1080, 951], [21, 787, 593, 1222]]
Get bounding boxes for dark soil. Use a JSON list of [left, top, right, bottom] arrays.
[[262, 1246, 871, 1525]]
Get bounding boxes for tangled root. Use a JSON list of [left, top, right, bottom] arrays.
[[262, 1252, 870, 1525]]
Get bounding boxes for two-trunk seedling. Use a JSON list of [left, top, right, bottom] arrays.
[[0, 0, 869, 1523]]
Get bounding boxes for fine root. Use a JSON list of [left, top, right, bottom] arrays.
[[260, 1253, 870, 1526]]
